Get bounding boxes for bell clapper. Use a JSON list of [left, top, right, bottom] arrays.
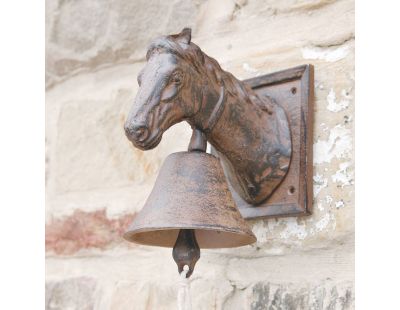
[[172, 229, 201, 278]]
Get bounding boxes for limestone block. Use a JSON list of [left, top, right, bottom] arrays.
[[45, 277, 99, 310], [248, 281, 354, 310], [45, 242, 354, 309], [46, 209, 135, 255], [45, 0, 203, 87], [46, 63, 192, 219], [107, 279, 353, 309], [46, 0, 354, 87], [110, 281, 176, 310]]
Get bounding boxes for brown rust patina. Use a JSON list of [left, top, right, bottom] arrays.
[[124, 28, 292, 205]]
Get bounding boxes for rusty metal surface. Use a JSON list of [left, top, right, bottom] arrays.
[[223, 64, 314, 219], [123, 151, 256, 248], [188, 128, 207, 152], [172, 229, 200, 278], [124, 28, 292, 205]]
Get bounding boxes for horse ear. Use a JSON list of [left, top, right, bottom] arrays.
[[178, 28, 191, 44]]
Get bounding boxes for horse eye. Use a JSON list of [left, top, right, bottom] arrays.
[[137, 75, 142, 86], [172, 73, 183, 84]]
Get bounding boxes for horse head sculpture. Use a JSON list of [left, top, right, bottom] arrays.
[[124, 28, 292, 205]]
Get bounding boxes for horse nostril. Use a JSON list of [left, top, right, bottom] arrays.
[[135, 126, 149, 141], [125, 124, 149, 142]]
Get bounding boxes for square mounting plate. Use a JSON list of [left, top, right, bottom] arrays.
[[213, 64, 314, 220]]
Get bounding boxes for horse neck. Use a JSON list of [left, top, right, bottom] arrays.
[[187, 63, 263, 153], [188, 78, 222, 131], [200, 76, 261, 154]]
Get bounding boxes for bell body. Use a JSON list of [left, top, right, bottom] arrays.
[[124, 151, 256, 248]]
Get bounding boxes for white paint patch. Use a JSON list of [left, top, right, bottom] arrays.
[[280, 218, 307, 240], [327, 88, 350, 112], [332, 162, 353, 186], [331, 214, 337, 231], [325, 195, 333, 204], [302, 45, 349, 62], [242, 63, 258, 73], [320, 123, 329, 132], [314, 124, 352, 164], [315, 213, 332, 232], [313, 174, 328, 198], [315, 82, 324, 90], [251, 221, 268, 243], [267, 219, 279, 231], [335, 200, 345, 209]]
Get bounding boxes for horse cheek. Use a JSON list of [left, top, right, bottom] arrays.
[[179, 84, 196, 117], [161, 84, 178, 102]]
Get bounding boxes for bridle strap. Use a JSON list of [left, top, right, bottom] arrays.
[[202, 86, 225, 134]]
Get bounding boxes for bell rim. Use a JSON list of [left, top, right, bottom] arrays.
[[123, 225, 257, 249]]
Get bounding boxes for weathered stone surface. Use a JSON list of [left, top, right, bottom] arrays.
[[106, 280, 353, 310], [45, 244, 354, 309], [46, 0, 354, 89], [45, 277, 98, 310], [249, 281, 354, 310], [46, 0, 203, 87], [45, 63, 192, 220], [110, 281, 176, 310], [46, 209, 135, 255], [46, 0, 355, 308]]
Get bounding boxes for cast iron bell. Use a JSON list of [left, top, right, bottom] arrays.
[[124, 129, 256, 277]]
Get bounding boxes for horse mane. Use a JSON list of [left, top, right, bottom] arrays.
[[146, 35, 273, 111]]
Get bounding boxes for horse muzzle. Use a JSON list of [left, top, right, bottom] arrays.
[[124, 121, 163, 150], [124, 122, 150, 144]]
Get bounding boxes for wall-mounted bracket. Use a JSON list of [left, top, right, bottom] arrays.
[[213, 65, 314, 220]]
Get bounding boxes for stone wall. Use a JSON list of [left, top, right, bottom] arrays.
[[45, 0, 354, 309]]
